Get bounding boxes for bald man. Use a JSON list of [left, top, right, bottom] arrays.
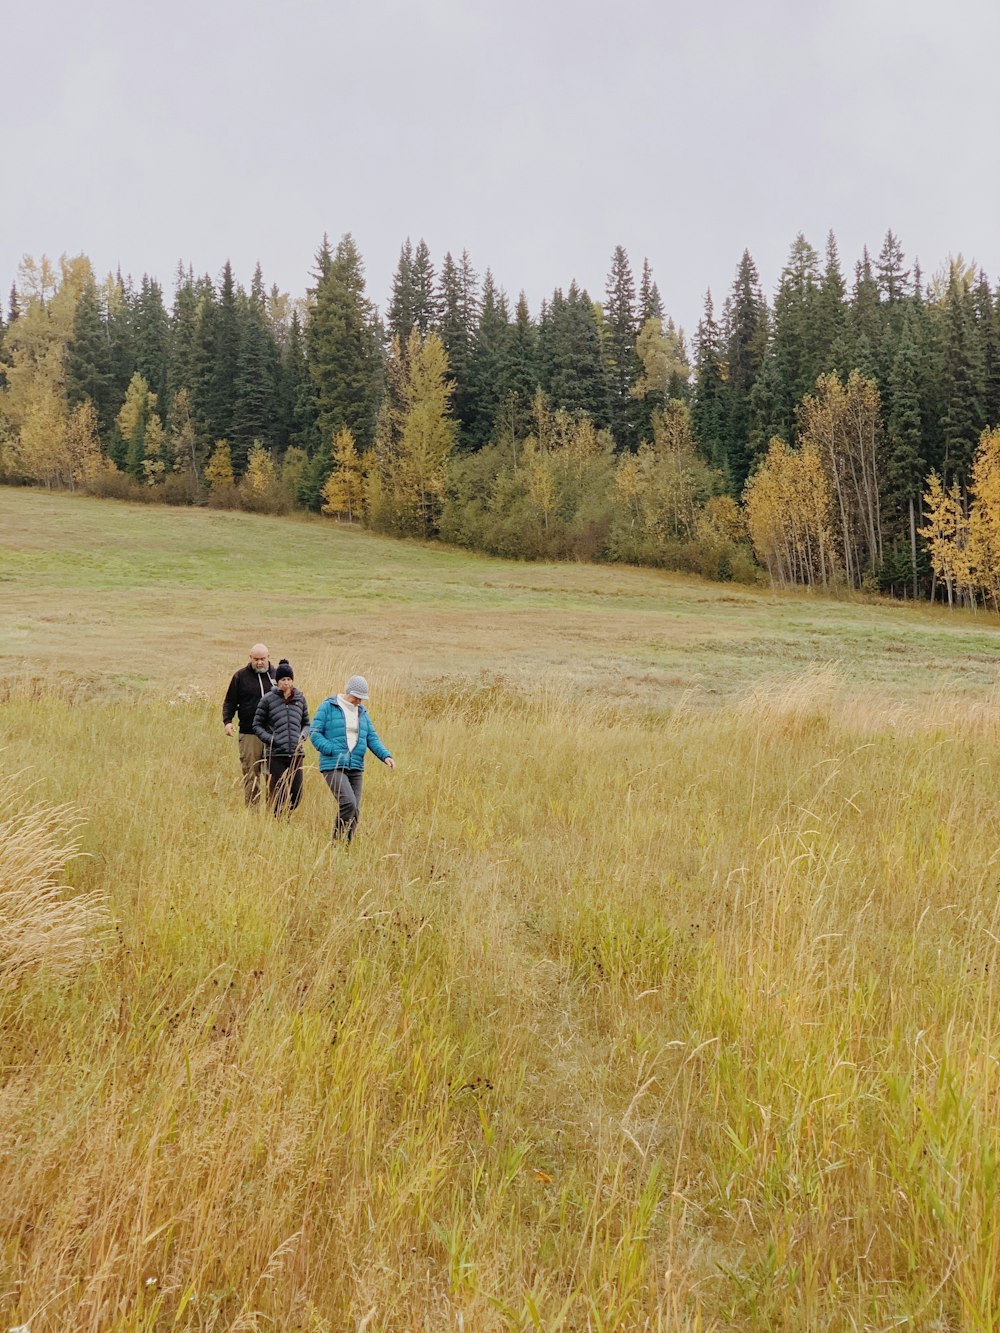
[[223, 643, 277, 805]]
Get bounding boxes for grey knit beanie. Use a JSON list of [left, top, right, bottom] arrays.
[[345, 674, 369, 700]]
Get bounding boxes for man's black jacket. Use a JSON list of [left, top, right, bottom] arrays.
[[223, 663, 277, 734]]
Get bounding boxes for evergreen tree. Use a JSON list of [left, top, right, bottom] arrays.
[[204, 261, 240, 447], [231, 270, 278, 470], [387, 239, 415, 347], [168, 264, 201, 415], [500, 292, 539, 442], [723, 249, 768, 488], [66, 280, 113, 431], [7, 283, 19, 326], [306, 233, 381, 456], [771, 233, 823, 428], [747, 337, 788, 464], [816, 231, 847, 371], [845, 248, 884, 384], [886, 310, 927, 541], [467, 270, 510, 448], [638, 258, 664, 323], [133, 275, 169, 411], [277, 309, 313, 448], [876, 229, 910, 304], [411, 239, 437, 336], [941, 265, 986, 478], [603, 245, 640, 447], [691, 291, 728, 476], [106, 273, 137, 427], [540, 283, 609, 426], [436, 250, 479, 446]]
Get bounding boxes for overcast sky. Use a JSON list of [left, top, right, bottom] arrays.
[[5, 0, 999, 335]]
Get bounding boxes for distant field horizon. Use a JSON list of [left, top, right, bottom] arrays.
[[3, 487, 999, 711]]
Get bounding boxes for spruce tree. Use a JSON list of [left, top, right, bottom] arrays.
[[467, 270, 511, 448], [231, 269, 279, 470], [723, 249, 768, 488], [816, 231, 847, 371], [603, 245, 640, 447], [278, 310, 313, 448], [205, 261, 240, 446], [876, 229, 910, 304], [67, 280, 113, 432], [436, 250, 479, 446], [541, 283, 609, 426], [638, 258, 664, 323], [691, 291, 729, 477], [941, 265, 986, 478], [133, 275, 170, 412], [411, 239, 437, 336], [306, 233, 381, 462], [500, 292, 539, 442], [771, 233, 823, 424], [387, 239, 416, 347]]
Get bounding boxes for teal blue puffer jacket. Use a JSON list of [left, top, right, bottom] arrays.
[[309, 696, 392, 772]]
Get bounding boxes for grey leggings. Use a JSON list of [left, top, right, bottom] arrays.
[[323, 769, 364, 841]]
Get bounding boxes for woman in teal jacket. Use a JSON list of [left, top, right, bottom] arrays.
[[310, 674, 395, 841]]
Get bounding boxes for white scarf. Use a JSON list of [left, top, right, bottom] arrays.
[[336, 695, 360, 751]]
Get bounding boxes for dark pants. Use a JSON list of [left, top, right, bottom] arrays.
[[267, 752, 303, 816], [323, 769, 364, 841]]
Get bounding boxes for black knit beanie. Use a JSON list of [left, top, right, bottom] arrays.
[[275, 659, 294, 681]]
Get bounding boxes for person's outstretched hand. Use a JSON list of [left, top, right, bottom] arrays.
[[385, 757, 396, 770]]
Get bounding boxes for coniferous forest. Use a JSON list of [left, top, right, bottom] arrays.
[[2, 230, 999, 606]]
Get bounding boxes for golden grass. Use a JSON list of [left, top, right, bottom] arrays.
[[2, 661, 1000, 1329]]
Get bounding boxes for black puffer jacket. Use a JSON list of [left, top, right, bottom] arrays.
[[223, 663, 277, 734], [253, 688, 311, 756]]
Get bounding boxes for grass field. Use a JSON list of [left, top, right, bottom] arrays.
[[3, 488, 1000, 1330]]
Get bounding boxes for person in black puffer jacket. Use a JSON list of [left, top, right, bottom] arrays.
[[253, 660, 310, 816], [223, 643, 277, 806]]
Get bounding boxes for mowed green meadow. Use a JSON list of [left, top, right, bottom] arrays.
[[2, 488, 1000, 1331]]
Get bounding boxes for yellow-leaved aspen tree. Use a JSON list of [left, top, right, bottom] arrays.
[[965, 427, 1000, 610], [398, 328, 456, 537], [800, 372, 884, 588], [242, 441, 277, 497], [63, 400, 105, 489], [321, 427, 364, 521], [204, 441, 235, 494], [919, 472, 967, 607]]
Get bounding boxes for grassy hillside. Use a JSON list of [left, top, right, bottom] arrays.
[[3, 488, 999, 705], [2, 489, 1000, 1330]]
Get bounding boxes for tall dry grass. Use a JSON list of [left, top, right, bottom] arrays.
[[1, 666, 999, 1329]]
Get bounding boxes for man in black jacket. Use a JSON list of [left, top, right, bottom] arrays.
[[223, 643, 276, 805], [253, 660, 310, 816]]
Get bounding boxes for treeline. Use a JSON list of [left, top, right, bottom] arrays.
[[0, 231, 998, 601]]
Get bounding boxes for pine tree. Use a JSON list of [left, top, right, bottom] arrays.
[[771, 233, 823, 424], [723, 250, 768, 488], [816, 231, 847, 371], [941, 264, 986, 479], [638, 258, 664, 324], [540, 283, 609, 426], [467, 270, 511, 448], [168, 265, 201, 418], [436, 250, 479, 446], [205, 261, 240, 446], [691, 291, 728, 476], [499, 292, 539, 443], [387, 239, 415, 347], [603, 245, 640, 447], [876, 229, 910, 304], [411, 239, 437, 336], [231, 269, 279, 470], [66, 280, 113, 431], [133, 275, 169, 411], [885, 310, 927, 592], [277, 310, 313, 448], [307, 233, 382, 453]]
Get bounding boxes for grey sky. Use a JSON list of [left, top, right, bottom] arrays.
[[6, 0, 999, 336]]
